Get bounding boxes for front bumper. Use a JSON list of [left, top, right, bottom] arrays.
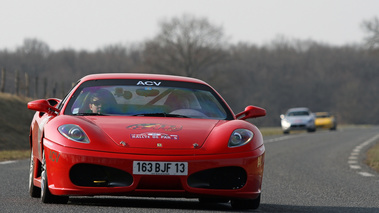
[[43, 139, 265, 200], [281, 121, 315, 131], [315, 119, 335, 129]]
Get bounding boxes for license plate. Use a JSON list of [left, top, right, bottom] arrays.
[[133, 161, 188, 175]]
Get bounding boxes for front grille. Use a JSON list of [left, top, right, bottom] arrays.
[[291, 124, 306, 128], [70, 163, 133, 187], [187, 166, 247, 190]]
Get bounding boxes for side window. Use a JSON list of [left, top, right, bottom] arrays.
[[69, 87, 119, 114], [58, 81, 80, 111], [57, 88, 75, 111], [71, 90, 91, 114], [196, 91, 227, 119]]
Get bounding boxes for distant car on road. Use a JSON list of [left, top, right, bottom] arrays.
[[315, 112, 337, 130], [280, 107, 316, 134]]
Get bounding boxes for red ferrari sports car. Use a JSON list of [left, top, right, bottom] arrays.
[[27, 73, 266, 209]]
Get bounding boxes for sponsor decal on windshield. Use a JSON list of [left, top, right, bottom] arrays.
[[137, 81, 161, 86]]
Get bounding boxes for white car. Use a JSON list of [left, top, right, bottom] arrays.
[[280, 107, 316, 134]]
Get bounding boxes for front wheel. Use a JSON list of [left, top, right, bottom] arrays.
[[41, 150, 69, 204], [231, 194, 261, 210], [28, 149, 41, 198]]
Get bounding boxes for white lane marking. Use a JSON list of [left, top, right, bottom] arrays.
[[359, 172, 375, 177], [0, 160, 17, 165], [348, 133, 379, 177], [350, 165, 361, 169]]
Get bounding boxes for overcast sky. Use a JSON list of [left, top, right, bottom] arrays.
[[1, 0, 378, 51]]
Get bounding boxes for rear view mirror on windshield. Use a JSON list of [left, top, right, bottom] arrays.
[[136, 89, 160, 97]]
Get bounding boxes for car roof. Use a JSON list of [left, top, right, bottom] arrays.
[[79, 73, 208, 85]]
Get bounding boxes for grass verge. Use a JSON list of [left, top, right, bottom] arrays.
[[0, 93, 34, 151], [0, 150, 30, 161], [366, 142, 379, 173], [260, 127, 283, 136]]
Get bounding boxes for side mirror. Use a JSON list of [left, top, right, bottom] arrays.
[[27, 99, 60, 115], [236, 105, 266, 120]]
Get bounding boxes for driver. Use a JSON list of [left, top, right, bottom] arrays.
[[89, 93, 104, 114]]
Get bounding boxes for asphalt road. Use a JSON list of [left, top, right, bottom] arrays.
[[1, 126, 378, 212]]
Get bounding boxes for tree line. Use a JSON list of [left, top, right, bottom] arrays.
[[1, 14, 379, 127]]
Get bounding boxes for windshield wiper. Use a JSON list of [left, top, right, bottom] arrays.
[[132, 112, 189, 118], [74, 112, 108, 116]]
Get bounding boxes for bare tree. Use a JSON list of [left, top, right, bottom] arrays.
[[361, 17, 379, 49], [143, 14, 228, 77], [34, 75, 39, 98], [1, 68, 5, 93], [25, 72, 30, 97], [15, 70, 20, 96], [17, 38, 50, 57]]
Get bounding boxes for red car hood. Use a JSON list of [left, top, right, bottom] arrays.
[[84, 116, 219, 149]]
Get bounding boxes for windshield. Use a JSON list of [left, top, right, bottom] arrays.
[[316, 113, 331, 118], [64, 79, 232, 120], [287, 111, 310, 116]]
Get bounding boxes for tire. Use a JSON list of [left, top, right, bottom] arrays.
[[41, 150, 69, 204], [231, 194, 260, 210], [28, 149, 41, 198]]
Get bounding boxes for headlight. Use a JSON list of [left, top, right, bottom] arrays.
[[281, 119, 291, 128], [228, 129, 254, 147], [58, 124, 90, 143]]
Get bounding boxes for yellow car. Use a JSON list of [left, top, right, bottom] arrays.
[[315, 112, 337, 130]]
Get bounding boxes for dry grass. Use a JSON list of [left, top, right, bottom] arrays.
[[0, 93, 34, 151], [366, 142, 379, 173], [0, 150, 30, 161], [260, 127, 283, 136]]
